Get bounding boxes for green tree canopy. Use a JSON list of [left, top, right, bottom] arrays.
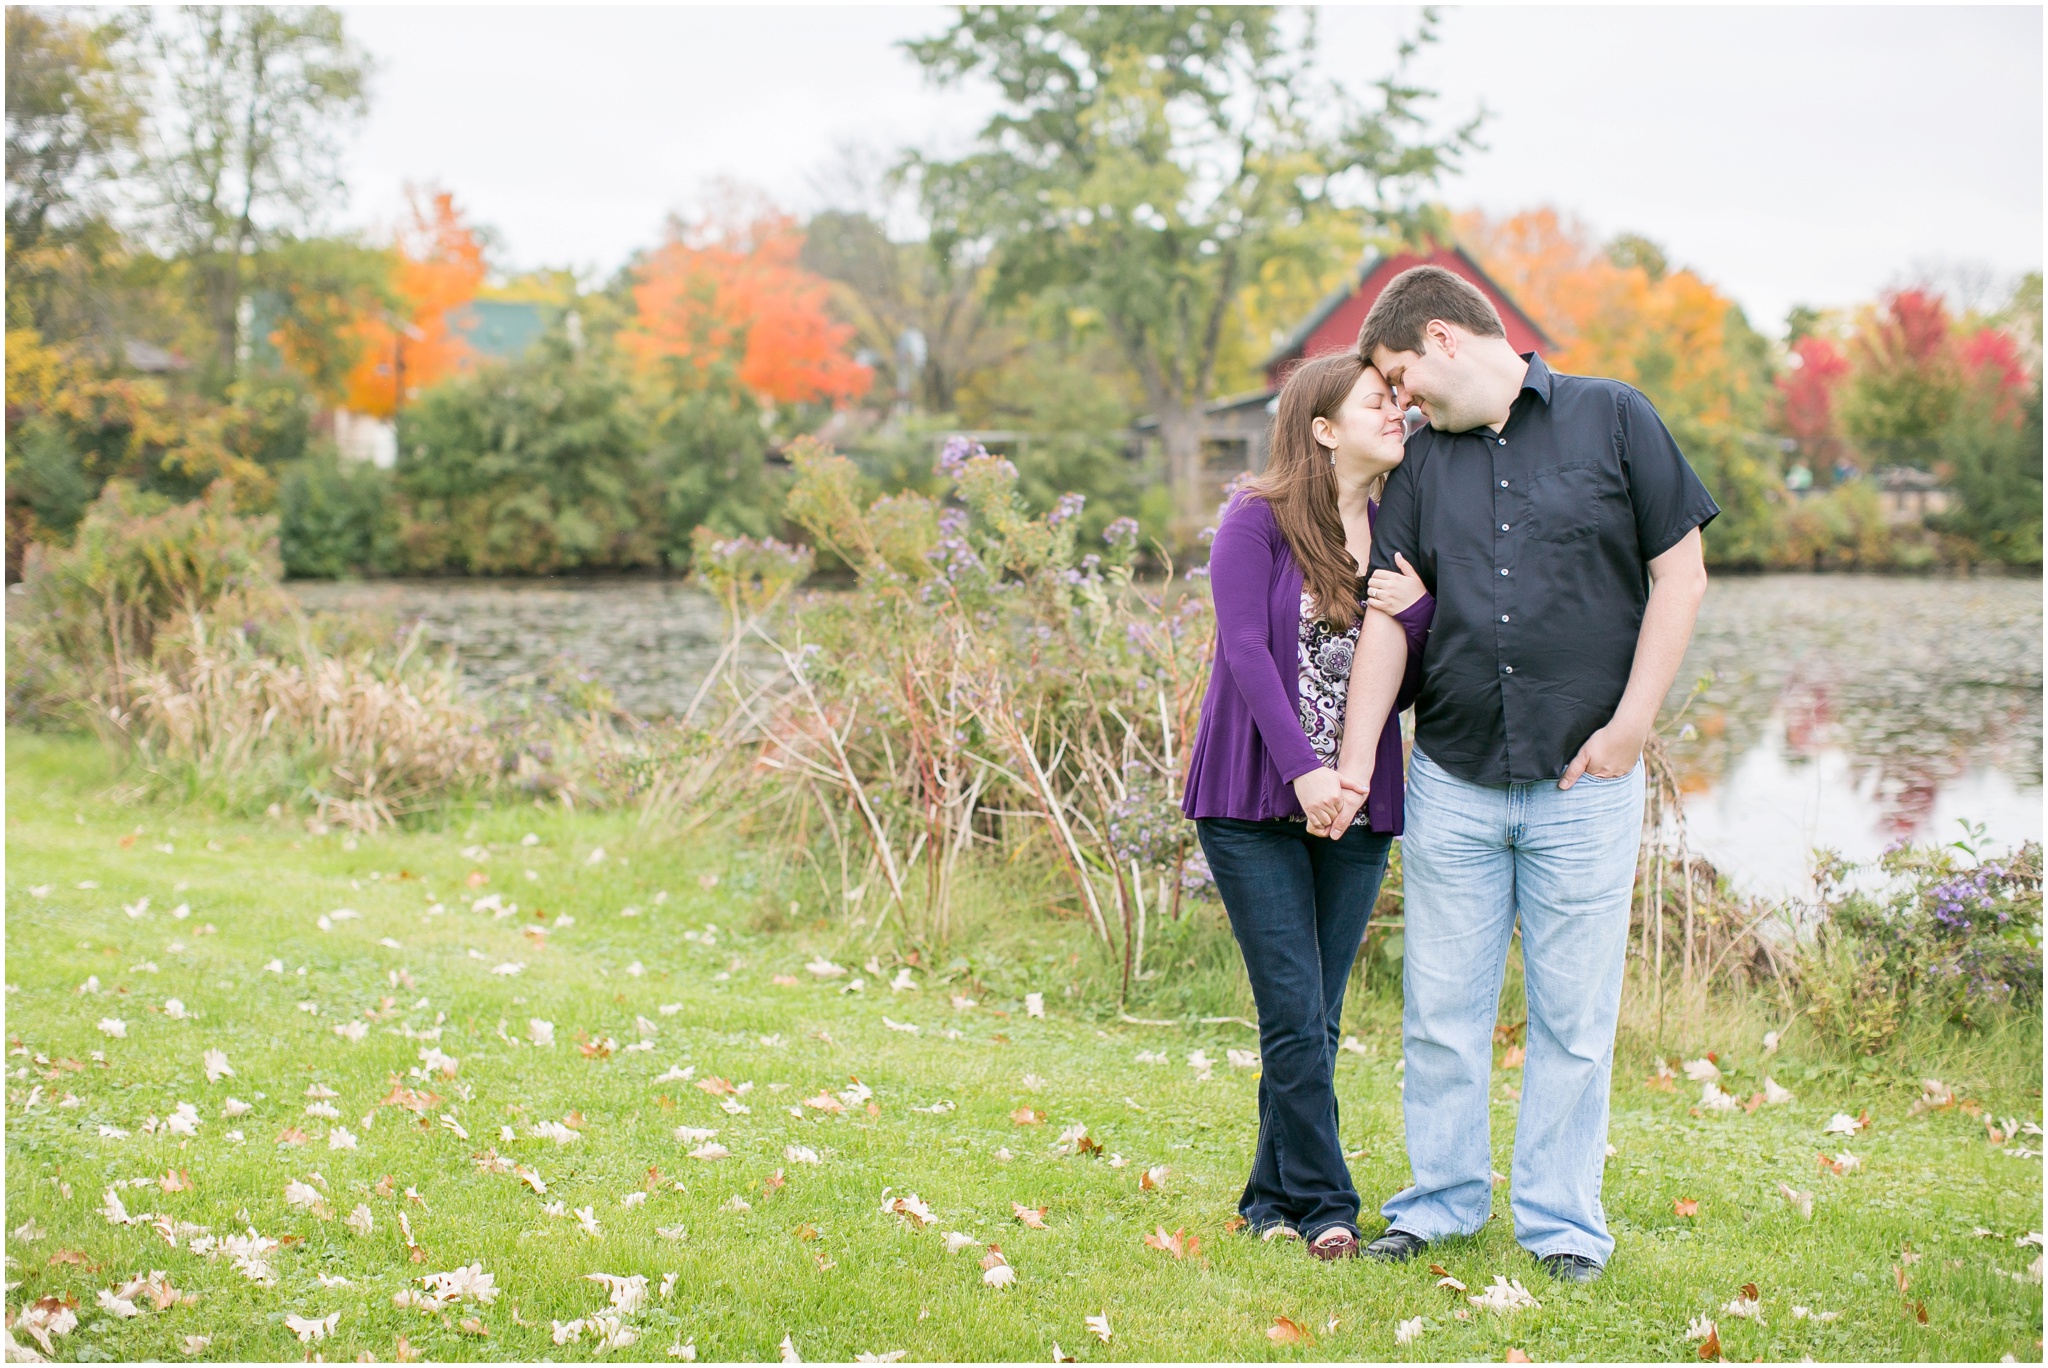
[[143, 6, 372, 388], [902, 5, 1481, 540]]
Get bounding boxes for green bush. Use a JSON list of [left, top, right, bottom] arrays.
[[5, 416, 99, 543], [277, 446, 396, 578], [649, 389, 780, 564], [393, 335, 662, 574], [1935, 380, 2043, 566]]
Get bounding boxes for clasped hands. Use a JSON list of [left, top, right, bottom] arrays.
[[1294, 765, 1370, 840]]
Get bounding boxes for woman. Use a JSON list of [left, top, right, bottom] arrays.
[[1180, 352, 1434, 1260]]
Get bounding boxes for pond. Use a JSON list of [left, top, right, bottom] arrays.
[[289, 573, 2043, 899]]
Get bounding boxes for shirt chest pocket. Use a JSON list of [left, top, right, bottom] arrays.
[[1526, 462, 1613, 544]]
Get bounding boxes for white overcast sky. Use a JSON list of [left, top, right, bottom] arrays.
[[337, 4, 2043, 336]]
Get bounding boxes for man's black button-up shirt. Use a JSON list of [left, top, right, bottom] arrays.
[[1366, 353, 1719, 785]]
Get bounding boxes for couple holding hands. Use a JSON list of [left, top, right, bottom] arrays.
[[1181, 265, 1719, 1281]]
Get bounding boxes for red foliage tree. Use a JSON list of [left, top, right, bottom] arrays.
[[1959, 326, 2030, 421], [1777, 335, 1850, 446]]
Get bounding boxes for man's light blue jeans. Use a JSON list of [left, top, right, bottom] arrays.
[[1380, 748, 1645, 1265]]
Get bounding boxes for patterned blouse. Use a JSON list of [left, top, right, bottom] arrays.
[[1293, 582, 1371, 827]]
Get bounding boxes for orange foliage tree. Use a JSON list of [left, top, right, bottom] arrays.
[[279, 189, 486, 419], [1457, 208, 1757, 424], [1456, 207, 1778, 562], [621, 211, 871, 408]]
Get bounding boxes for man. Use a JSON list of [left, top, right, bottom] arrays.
[[1317, 265, 1716, 1284]]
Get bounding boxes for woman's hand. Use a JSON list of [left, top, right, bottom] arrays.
[[1365, 552, 1427, 617], [1295, 767, 1366, 838]]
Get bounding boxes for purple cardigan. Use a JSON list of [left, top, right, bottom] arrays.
[[1182, 492, 1433, 833]]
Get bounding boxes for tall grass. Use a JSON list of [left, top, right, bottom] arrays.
[[112, 612, 497, 830]]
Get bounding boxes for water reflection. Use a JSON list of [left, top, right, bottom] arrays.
[[1662, 575, 2041, 895], [289, 572, 2042, 898]]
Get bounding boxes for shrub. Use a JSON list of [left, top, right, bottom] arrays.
[[688, 434, 1214, 997], [277, 447, 397, 578], [8, 480, 287, 722], [1934, 380, 2043, 566], [393, 337, 662, 574], [1804, 833, 2042, 1046]]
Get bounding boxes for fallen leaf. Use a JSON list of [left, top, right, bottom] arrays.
[[1143, 1225, 1198, 1259], [1266, 1315, 1310, 1345], [1469, 1275, 1542, 1313], [1778, 1182, 1814, 1219], [1699, 1081, 1741, 1112], [880, 1192, 936, 1228], [1505, 1350, 1532, 1363], [1013, 1202, 1049, 1229], [1010, 1106, 1045, 1126], [1500, 1045, 1526, 1069], [1140, 1164, 1168, 1191], [1674, 1198, 1699, 1217], [1084, 1313, 1112, 1343], [1697, 1325, 1722, 1360], [285, 1311, 340, 1344]]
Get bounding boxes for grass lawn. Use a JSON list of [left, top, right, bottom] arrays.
[[5, 730, 2042, 1362]]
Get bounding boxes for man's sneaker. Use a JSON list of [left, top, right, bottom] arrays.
[[1537, 1252, 1604, 1284], [1308, 1227, 1359, 1260], [1362, 1229, 1429, 1262]]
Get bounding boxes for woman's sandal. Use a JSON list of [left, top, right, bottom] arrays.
[[1308, 1227, 1360, 1260]]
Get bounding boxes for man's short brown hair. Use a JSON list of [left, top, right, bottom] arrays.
[[1355, 264, 1506, 360]]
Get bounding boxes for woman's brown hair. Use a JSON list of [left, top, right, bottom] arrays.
[[1245, 351, 1383, 630]]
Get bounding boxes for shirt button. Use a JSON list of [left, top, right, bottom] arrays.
[[1501, 614, 1510, 623], [1503, 665, 1514, 673], [1498, 438, 1507, 446], [1500, 523, 1510, 531], [1499, 480, 1509, 488], [1499, 568, 1510, 577]]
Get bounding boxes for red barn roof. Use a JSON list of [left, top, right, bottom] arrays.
[[1263, 245, 1552, 390]]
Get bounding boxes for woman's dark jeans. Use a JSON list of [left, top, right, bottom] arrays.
[[1196, 816, 1392, 1241]]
